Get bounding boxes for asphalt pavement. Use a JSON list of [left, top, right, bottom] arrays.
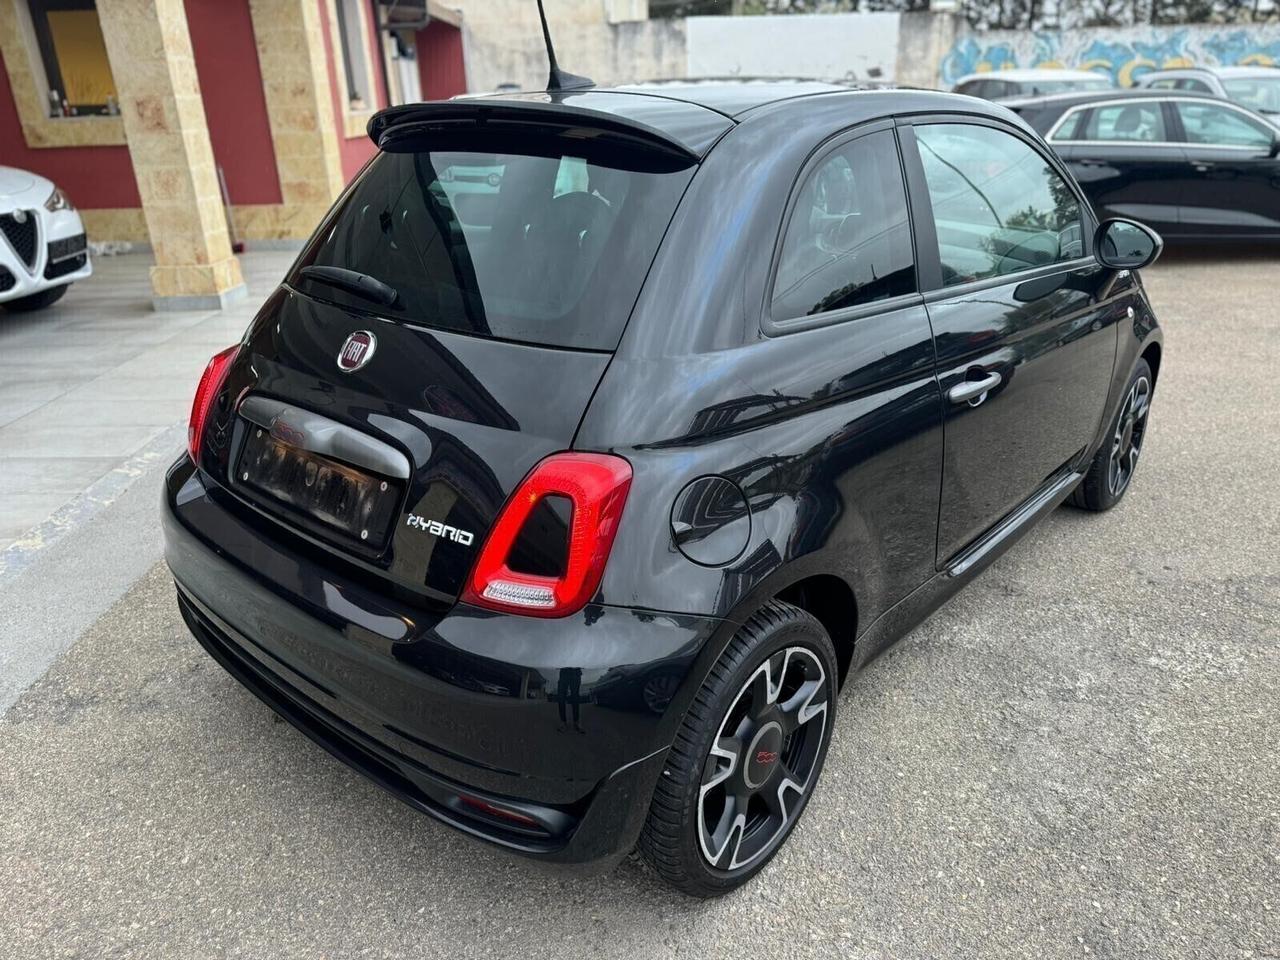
[[0, 248, 1277, 959]]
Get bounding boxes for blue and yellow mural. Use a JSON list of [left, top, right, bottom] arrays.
[[941, 26, 1280, 87]]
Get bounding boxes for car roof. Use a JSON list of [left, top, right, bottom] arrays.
[[1140, 64, 1278, 79], [614, 77, 861, 108], [1002, 87, 1223, 112], [405, 81, 1013, 159], [462, 78, 876, 120], [954, 68, 1108, 84]]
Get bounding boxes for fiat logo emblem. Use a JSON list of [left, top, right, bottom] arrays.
[[337, 331, 376, 373]]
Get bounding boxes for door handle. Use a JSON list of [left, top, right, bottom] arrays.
[[948, 371, 1003, 405], [1077, 158, 1107, 167], [1191, 161, 1214, 172]]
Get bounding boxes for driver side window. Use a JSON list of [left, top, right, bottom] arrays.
[[1174, 100, 1274, 148], [914, 122, 1083, 287]]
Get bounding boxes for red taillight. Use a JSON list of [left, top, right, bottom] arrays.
[[462, 452, 632, 618], [188, 345, 239, 463]]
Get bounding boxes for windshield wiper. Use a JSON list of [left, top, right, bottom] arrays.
[[298, 265, 399, 307]]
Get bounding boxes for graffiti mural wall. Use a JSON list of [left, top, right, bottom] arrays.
[[941, 25, 1280, 87]]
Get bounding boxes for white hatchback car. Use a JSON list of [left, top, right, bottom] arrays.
[[1134, 66, 1280, 120], [0, 165, 91, 312], [951, 68, 1114, 101]]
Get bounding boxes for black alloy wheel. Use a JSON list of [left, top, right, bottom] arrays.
[[639, 601, 837, 897], [1072, 358, 1154, 512], [697, 645, 829, 871], [1108, 374, 1151, 497]]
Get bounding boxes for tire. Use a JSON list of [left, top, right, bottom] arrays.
[[2, 284, 70, 312], [1071, 358, 1153, 512], [639, 600, 838, 897]]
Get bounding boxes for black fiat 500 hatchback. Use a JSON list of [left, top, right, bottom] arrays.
[[164, 81, 1164, 897]]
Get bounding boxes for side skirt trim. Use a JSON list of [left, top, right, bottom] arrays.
[[848, 469, 1084, 676], [945, 469, 1083, 579]]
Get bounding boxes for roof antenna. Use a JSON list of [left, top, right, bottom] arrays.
[[536, 0, 594, 92]]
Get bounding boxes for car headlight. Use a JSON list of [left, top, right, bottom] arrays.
[[44, 187, 73, 213]]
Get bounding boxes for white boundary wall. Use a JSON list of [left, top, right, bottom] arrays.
[[685, 12, 902, 82]]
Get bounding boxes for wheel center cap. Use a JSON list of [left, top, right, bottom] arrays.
[[744, 721, 784, 790]]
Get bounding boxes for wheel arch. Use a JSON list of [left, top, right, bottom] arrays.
[[1141, 340, 1162, 386], [774, 574, 859, 688]]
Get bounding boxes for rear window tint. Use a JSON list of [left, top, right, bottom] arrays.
[[290, 141, 694, 351]]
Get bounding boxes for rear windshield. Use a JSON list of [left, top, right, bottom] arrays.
[[289, 137, 695, 351]]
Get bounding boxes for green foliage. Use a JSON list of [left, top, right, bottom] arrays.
[[648, 0, 1277, 24], [959, 0, 1277, 29]]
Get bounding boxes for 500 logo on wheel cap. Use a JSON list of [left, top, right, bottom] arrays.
[[338, 331, 376, 372]]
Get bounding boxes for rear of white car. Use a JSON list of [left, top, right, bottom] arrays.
[[0, 165, 91, 312]]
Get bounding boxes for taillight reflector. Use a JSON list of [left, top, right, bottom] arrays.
[[462, 452, 632, 618], [188, 345, 239, 464], [458, 795, 543, 830]]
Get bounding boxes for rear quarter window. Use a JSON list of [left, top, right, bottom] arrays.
[[289, 138, 695, 351], [1051, 109, 1088, 141], [771, 128, 916, 322]]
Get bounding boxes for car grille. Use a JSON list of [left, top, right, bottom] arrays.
[[47, 232, 86, 263], [45, 253, 87, 280], [0, 266, 14, 292], [0, 212, 38, 270]]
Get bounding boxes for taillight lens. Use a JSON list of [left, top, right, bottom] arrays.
[[188, 345, 239, 463], [462, 452, 632, 618]]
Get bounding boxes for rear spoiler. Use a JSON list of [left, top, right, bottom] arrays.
[[367, 99, 703, 163]]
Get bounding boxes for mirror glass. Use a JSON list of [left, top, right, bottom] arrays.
[[1097, 220, 1158, 269]]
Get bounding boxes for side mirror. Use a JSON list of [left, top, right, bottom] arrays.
[[1094, 218, 1163, 271], [1269, 135, 1280, 159]]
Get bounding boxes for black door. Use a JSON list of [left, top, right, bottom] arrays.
[[901, 118, 1127, 564], [1167, 97, 1280, 238], [1048, 98, 1185, 236]]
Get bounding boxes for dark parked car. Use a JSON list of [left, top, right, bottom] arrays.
[[164, 81, 1164, 897], [1008, 89, 1280, 239]]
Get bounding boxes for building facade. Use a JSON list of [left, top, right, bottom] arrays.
[[10, 0, 1251, 307], [0, 0, 466, 307]]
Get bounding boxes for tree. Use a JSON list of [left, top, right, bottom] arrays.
[[647, 0, 1277, 21]]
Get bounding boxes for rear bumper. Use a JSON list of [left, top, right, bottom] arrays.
[[162, 456, 724, 870]]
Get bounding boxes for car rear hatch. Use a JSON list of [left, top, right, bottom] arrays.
[[195, 99, 706, 610]]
